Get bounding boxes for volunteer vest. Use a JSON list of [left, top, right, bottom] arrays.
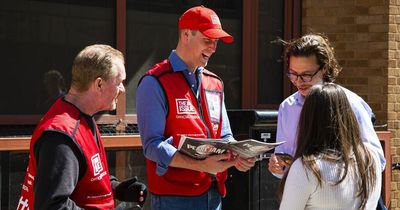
[[17, 98, 114, 210], [143, 59, 227, 196]]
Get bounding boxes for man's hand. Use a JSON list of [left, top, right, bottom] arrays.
[[114, 176, 147, 206], [199, 153, 236, 174], [268, 154, 293, 175], [199, 152, 256, 173], [234, 156, 256, 172]]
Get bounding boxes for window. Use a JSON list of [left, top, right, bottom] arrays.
[[257, 0, 284, 105], [0, 0, 301, 128], [0, 0, 115, 123], [242, 0, 301, 109]]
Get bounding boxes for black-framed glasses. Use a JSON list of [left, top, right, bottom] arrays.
[[286, 69, 321, 83]]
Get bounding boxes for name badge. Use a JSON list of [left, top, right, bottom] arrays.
[[205, 90, 222, 123]]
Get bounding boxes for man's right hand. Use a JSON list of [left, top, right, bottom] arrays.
[[114, 176, 147, 206], [268, 154, 293, 175], [200, 153, 236, 174]]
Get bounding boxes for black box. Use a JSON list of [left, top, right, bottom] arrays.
[[223, 110, 280, 210]]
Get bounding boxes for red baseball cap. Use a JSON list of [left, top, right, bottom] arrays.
[[178, 6, 234, 43]]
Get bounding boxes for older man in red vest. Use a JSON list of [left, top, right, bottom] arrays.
[[18, 45, 146, 210]]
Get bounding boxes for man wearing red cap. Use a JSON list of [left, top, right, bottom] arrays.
[[137, 5, 256, 210]]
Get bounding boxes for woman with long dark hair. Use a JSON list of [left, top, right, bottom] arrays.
[[278, 83, 381, 210]]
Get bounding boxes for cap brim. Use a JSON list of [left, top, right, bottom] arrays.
[[201, 28, 234, 43]]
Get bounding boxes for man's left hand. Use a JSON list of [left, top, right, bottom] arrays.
[[234, 156, 256, 172]]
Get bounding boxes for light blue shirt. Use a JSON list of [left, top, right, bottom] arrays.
[[275, 85, 386, 171], [136, 50, 233, 176]]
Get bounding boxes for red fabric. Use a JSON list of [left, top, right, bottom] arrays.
[[178, 5, 233, 43], [18, 98, 114, 210], [144, 60, 228, 196]]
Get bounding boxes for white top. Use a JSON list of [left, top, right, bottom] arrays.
[[275, 86, 386, 171], [279, 146, 382, 210]]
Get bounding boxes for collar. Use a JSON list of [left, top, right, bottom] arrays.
[[61, 96, 94, 118], [293, 91, 305, 106], [168, 50, 204, 74]]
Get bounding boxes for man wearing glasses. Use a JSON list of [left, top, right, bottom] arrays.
[[268, 33, 385, 178], [268, 34, 386, 209]]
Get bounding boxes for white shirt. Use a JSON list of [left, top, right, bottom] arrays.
[[279, 145, 382, 210]]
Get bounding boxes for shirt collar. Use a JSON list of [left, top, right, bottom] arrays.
[[168, 50, 204, 74], [293, 91, 305, 106]]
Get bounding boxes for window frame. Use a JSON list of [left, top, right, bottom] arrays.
[[242, 0, 301, 109], [0, 0, 301, 127]]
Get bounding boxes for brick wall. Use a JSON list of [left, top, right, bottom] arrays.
[[388, 1, 400, 208], [303, 0, 400, 208]]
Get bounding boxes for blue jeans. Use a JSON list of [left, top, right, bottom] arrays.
[[376, 196, 387, 210], [151, 183, 222, 210]]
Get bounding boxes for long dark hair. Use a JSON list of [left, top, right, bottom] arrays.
[[278, 83, 376, 210]]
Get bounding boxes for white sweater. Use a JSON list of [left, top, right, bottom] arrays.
[[279, 147, 381, 210]]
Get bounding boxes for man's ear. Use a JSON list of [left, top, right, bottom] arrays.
[[321, 64, 328, 74], [94, 77, 103, 91], [181, 29, 190, 41]]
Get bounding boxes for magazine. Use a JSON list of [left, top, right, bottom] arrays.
[[177, 136, 285, 160]]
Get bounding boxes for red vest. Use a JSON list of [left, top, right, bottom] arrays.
[[144, 59, 227, 196], [17, 98, 114, 210]]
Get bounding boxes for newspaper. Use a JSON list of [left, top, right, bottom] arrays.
[[177, 136, 285, 160]]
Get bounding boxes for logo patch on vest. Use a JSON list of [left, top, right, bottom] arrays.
[[205, 90, 221, 123], [17, 197, 29, 210], [91, 153, 104, 176], [176, 98, 196, 114]]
